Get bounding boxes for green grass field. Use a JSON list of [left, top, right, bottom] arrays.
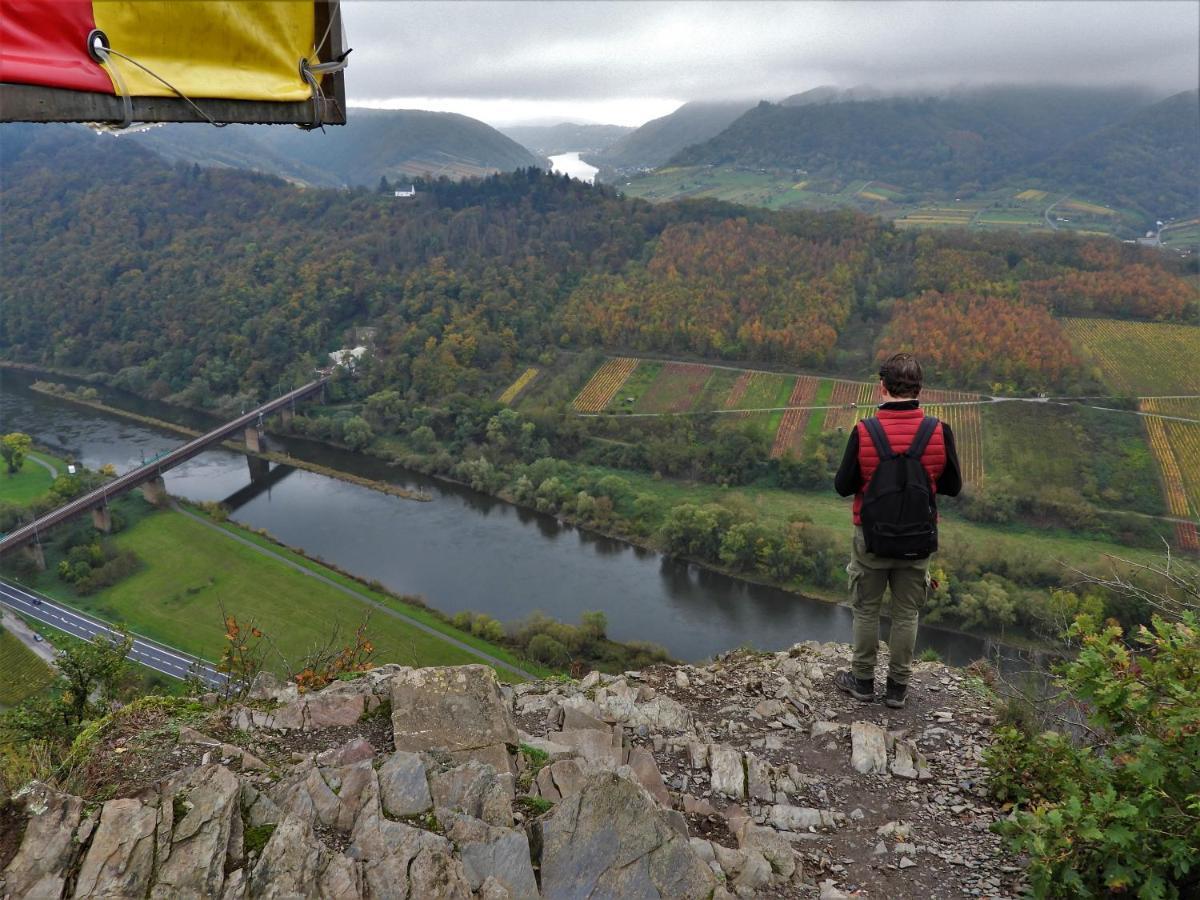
[[202, 514, 545, 678], [24, 505, 539, 682], [0, 451, 62, 505], [0, 626, 55, 707]]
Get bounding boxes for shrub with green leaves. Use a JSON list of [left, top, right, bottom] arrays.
[[985, 613, 1200, 898]]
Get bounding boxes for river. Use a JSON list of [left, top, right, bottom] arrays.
[[0, 369, 1008, 666], [549, 152, 599, 185]]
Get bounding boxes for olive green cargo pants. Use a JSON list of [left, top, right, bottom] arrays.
[[847, 526, 930, 686]]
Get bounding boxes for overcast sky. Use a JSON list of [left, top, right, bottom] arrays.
[[341, 1, 1199, 126]]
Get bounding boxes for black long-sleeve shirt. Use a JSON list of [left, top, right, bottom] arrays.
[[833, 400, 963, 498]]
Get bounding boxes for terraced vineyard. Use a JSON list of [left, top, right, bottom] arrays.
[[570, 357, 988, 488], [822, 380, 880, 432], [1141, 398, 1200, 551], [573, 357, 639, 412], [1062, 319, 1200, 395], [892, 203, 982, 229], [922, 389, 986, 486], [499, 367, 538, 405], [770, 377, 821, 458]]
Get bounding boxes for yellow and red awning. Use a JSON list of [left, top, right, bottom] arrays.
[[0, 0, 345, 124]]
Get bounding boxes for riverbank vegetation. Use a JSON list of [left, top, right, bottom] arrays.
[[373, 419, 1164, 640], [4, 495, 543, 682], [984, 555, 1199, 898]]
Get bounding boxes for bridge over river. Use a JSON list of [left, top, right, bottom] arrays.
[[0, 377, 327, 564]]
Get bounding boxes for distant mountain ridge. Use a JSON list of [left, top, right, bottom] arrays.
[[1025, 89, 1200, 221], [584, 101, 753, 173], [118, 108, 550, 187], [500, 123, 633, 157], [665, 86, 1194, 219], [781, 85, 885, 106]]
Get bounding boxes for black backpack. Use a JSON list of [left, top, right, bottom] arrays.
[[859, 416, 940, 560]]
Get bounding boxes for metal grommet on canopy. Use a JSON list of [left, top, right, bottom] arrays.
[[85, 29, 110, 64]]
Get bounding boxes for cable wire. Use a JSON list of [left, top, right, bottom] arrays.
[[96, 46, 228, 128]]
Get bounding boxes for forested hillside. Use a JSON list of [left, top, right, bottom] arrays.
[[1, 124, 1195, 410], [121, 108, 549, 186], [585, 101, 752, 172], [668, 86, 1194, 219], [1025, 89, 1200, 221]]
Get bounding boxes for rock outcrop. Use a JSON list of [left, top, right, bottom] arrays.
[[1, 645, 1025, 899]]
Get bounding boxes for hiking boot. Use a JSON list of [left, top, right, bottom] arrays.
[[834, 670, 875, 702], [884, 677, 908, 709]]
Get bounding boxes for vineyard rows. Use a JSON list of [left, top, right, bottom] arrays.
[[770, 377, 820, 458], [1062, 318, 1200, 395], [499, 367, 538, 405], [724, 371, 754, 409], [572, 357, 988, 489], [822, 381, 879, 432], [573, 357, 638, 412], [922, 389, 986, 486], [1141, 398, 1200, 551]]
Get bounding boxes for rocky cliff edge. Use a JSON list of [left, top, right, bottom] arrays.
[[1, 642, 1025, 899]]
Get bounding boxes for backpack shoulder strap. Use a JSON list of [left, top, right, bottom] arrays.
[[906, 416, 939, 460], [861, 416, 895, 460]]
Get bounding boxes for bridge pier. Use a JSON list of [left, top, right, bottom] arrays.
[[244, 426, 262, 453], [91, 505, 112, 533], [247, 455, 270, 483], [142, 475, 169, 507], [22, 542, 46, 571], [279, 407, 294, 428]]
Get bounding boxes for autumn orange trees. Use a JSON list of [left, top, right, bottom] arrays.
[[562, 218, 860, 367], [1020, 264, 1199, 320], [880, 292, 1082, 390]]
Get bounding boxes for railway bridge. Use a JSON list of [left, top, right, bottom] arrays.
[[0, 377, 328, 566]]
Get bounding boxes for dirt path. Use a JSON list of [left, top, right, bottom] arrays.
[[26, 452, 58, 479]]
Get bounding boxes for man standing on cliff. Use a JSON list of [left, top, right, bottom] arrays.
[[832, 353, 962, 709]]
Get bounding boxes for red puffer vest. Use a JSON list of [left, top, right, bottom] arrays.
[[852, 406, 947, 525]]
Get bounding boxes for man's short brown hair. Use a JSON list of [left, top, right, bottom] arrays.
[[879, 353, 923, 398]]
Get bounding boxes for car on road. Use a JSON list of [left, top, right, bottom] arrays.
[[33, 633, 43, 642]]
